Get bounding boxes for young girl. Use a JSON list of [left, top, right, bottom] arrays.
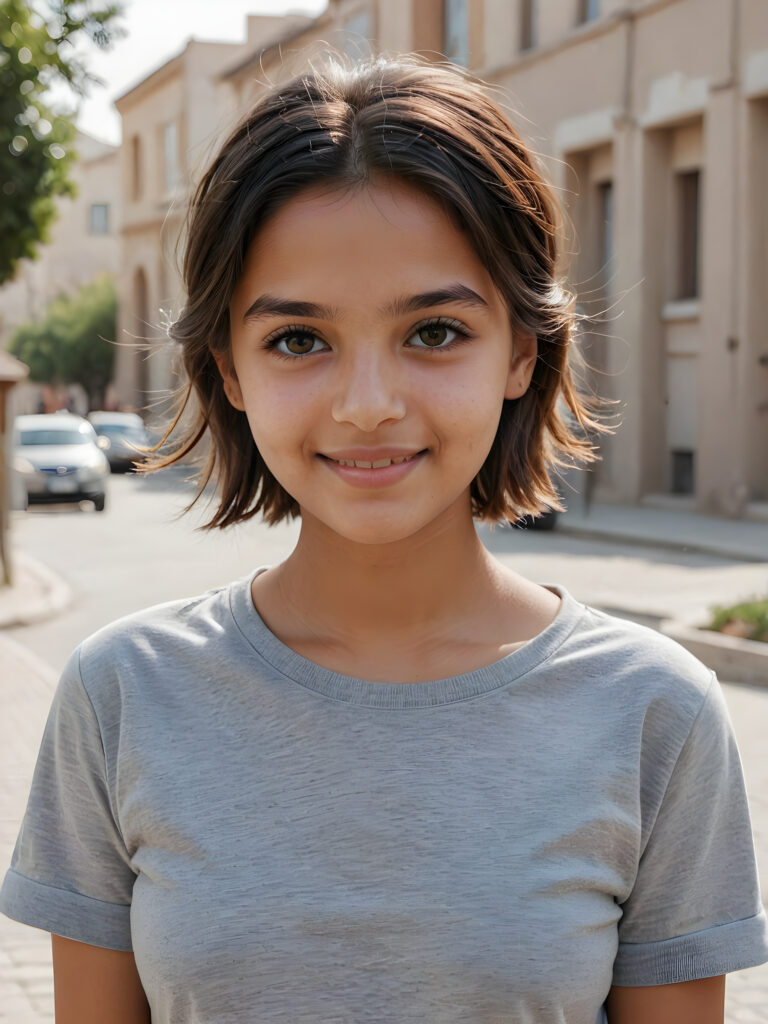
[[2, 57, 766, 1024]]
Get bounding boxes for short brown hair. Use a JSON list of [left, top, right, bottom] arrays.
[[146, 55, 605, 527]]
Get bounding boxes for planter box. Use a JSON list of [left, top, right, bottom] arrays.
[[660, 619, 768, 687]]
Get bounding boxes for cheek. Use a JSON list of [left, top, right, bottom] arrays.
[[430, 366, 508, 447], [230, 373, 281, 449], [237, 371, 320, 460]]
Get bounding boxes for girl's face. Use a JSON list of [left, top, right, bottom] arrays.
[[222, 177, 536, 546]]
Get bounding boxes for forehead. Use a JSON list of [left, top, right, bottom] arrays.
[[255, 177, 455, 238], [233, 178, 500, 312]]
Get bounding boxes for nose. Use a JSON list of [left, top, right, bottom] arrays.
[[331, 348, 407, 431]]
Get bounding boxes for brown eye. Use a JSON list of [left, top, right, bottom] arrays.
[[284, 333, 315, 355], [418, 325, 448, 347], [269, 330, 326, 357], [408, 321, 465, 350]]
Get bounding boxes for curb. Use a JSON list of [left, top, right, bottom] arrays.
[[557, 522, 767, 565], [0, 552, 73, 629], [0, 630, 60, 687], [660, 619, 768, 687]]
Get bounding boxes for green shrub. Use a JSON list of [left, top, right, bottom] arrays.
[[9, 274, 116, 407], [709, 598, 768, 643]]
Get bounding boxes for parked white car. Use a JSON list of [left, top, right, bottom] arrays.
[[13, 413, 110, 511], [88, 411, 150, 472]]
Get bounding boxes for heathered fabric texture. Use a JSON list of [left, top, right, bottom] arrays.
[[2, 571, 767, 1024]]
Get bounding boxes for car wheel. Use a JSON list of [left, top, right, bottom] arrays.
[[510, 508, 559, 531], [93, 494, 106, 512], [528, 508, 558, 531]]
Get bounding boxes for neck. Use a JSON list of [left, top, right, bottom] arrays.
[[273, 499, 501, 644]]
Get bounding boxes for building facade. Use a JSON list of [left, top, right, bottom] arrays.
[[111, 14, 312, 416], [115, 0, 768, 517]]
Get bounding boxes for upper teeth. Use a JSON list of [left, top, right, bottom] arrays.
[[334, 455, 414, 468]]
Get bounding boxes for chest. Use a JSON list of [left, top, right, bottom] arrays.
[[116, 695, 635, 1022]]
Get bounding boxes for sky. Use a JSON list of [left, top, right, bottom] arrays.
[[64, 0, 329, 146]]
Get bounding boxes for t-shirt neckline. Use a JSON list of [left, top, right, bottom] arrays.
[[229, 568, 585, 709]]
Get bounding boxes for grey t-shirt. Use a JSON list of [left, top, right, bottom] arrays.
[[2, 572, 767, 1023]]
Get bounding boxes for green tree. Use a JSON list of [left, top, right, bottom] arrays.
[[9, 274, 117, 407], [0, 0, 123, 284]]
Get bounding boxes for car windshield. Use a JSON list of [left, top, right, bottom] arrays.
[[19, 429, 93, 446], [96, 424, 145, 438]]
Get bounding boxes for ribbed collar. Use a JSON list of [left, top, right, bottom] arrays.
[[229, 567, 585, 709]]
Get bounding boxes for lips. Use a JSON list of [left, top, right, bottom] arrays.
[[318, 448, 428, 488]]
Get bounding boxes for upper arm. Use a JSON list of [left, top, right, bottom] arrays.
[[52, 934, 150, 1024], [606, 976, 725, 1024], [612, 679, 768, 990]]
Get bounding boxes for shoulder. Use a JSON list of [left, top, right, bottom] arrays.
[[561, 595, 716, 732], [81, 578, 236, 653], [550, 598, 733, 814], [72, 577, 248, 713]]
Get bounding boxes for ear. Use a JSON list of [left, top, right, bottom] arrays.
[[212, 350, 245, 411], [504, 330, 538, 400]]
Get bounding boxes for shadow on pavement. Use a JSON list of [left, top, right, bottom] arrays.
[[22, 501, 101, 518], [130, 462, 201, 495], [477, 522, 739, 570]]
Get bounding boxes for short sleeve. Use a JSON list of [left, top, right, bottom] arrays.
[[613, 674, 768, 985], [0, 647, 135, 951]]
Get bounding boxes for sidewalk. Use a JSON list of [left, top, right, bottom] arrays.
[[0, 635, 58, 1022], [559, 501, 768, 563], [0, 552, 71, 630], [0, 560, 71, 1019]]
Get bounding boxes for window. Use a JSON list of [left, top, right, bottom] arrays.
[[164, 121, 180, 193], [444, 0, 469, 66], [676, 170, 700, 299], [89, 203, 109, 235], [130, 134, 142, 200], [343, 11, 372, 58], [671, 449, 695, 495], [520, 0, 538, 50], [597, 181, 613, 270], [578, 0, 600, 23]]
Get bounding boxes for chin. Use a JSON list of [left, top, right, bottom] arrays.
[[301, 505, 436, 547], [298, 492, 473, 547], [332, 520, 428, 547]]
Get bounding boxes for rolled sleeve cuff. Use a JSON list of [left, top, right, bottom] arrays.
[[0, 868, 132, 952], [613, 910, 768, 986]]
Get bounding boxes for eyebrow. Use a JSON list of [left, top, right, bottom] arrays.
[[241, 282, 489, 323]]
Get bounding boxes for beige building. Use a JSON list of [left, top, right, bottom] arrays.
[[112, 14, 313, 416], [114, 0, 768, 518]]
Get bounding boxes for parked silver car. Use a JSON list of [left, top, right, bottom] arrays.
[[13, 413, 110, 511], [88, 411, 150, 472]]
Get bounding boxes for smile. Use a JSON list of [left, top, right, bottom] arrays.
[[327, 454, 418, 469], [318, 450, 427, 489]]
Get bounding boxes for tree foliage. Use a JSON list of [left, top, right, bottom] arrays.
[[9, 274, 116, 406], [0, 0, 123, 284]]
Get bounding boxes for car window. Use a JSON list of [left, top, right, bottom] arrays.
[[96, 424, 146, 438], [19, 429, 94, 446]]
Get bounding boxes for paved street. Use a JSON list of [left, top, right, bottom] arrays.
[[1, 470, 767, 1021]]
